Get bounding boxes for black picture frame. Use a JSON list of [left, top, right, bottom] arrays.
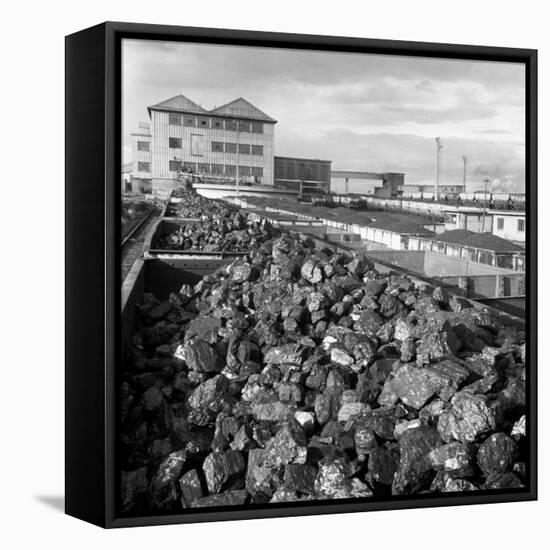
[[65, 21, 538, 528]]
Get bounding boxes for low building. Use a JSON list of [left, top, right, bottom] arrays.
[[443, 208, 526, 244], [362, 217, 435, 250], [330, 171, 405, 196], [443, 208, 493, 233], [491, 210, 526, 243], [409, 229, 525, 271]]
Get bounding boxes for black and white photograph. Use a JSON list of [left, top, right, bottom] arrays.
[[118, 35, 533, 518], [3, 0, 549, 546]]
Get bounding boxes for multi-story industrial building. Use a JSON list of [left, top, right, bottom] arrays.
[[131, 94, 277, 195]]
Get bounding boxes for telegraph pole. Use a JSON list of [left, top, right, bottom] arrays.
[[482, 176, 490, 232], [435, 137, 443, 201], [235, 119, 240, 196], [462, 155, 468, 193]]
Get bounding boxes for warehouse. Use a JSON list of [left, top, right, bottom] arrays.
[[131, 94, 277, 196], [274, 156, 332, 196]]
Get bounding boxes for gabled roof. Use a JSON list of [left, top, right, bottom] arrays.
[[147, 94, 277, 123], [148, 94, 208, 115], [431, 230, 525, 253], [210, 97, 277, 123]]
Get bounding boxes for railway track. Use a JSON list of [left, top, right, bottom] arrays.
[[121, 207, 160, 282]]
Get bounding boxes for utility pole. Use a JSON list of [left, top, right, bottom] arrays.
[[435, 137, 443, 201], [462, 155, 468, 193], [482, 176, 490, 232], [235, 119, 240, 195]]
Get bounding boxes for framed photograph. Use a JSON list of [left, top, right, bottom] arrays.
[[65, 22, 537, 528]]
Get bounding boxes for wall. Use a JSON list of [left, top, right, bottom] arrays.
[[422, 250, 513, 276], [150, 110, 275, 186], [455, 211, 494, 232], [274, 156, 331, 189], [493, 212, 527, 242], [131, 132, 152, 179], [366, 250, 524, 299], [366, 249, 516, 277]]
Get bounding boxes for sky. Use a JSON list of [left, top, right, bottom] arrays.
[[122, 39, 526, 193]]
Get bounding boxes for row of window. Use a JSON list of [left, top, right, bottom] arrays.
[[168, 114, 264, 133], [167, 137, 263, 156], [139, 139, 264, 157], [496, 217, 525, 232], [169, 160, 263, 178], [211, 141, 263, 155]]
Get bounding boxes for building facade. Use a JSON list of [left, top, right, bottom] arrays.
[[443, 208, 494, 233], [491, 211, 526, 243], [274, 156, 332, 195], [131, 95, 276, 196], [443, 208, 525, 244]]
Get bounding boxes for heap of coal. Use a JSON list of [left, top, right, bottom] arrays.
[[121, 231, 527, 514], [169, 189, 238, 219], [154, 212, 277, 252]]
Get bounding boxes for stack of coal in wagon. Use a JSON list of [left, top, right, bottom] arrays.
[[121, 207, 526, 513], [156, 190, 278, 253]]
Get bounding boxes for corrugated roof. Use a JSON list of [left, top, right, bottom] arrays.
[[148, 95, 276, 123], [148, 94, 208, 115], [433, 230, 525, 253], [209, 97, 277, 123], [368, 217, 435, 235], [340, 212, 374, 224]]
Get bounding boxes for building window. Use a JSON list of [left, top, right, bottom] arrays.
[[238, 121, 251, 132], [211, 164, 224, 175], [198, 117, 210, 128], [240, 166, 251, 177], [225, 142, 237, 154], [183, 116, 196, 127], [224, 119, 237, 131], [197, 163, 210, 174], [518, 219, 525, 232], [212, 119, 223, 129], [137, 162, 150, 172], [238, 144, 251, 155], [251, 167, 263, 178], [497, 217, 504, 230], [251, 145, 263, 156], [169, 160, 181, 172], [183, 162, 196, 172], [225, 165, 236, 177], [169, 137, 182, 148], [211, 141, 224, 153], [137, 141, 149, 152], [169, 114, 182, 125], [251, 122, 263, 133]]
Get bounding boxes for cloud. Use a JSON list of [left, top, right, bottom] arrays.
[[277, 130, 525, 192], [121, 39, 525, 192]]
